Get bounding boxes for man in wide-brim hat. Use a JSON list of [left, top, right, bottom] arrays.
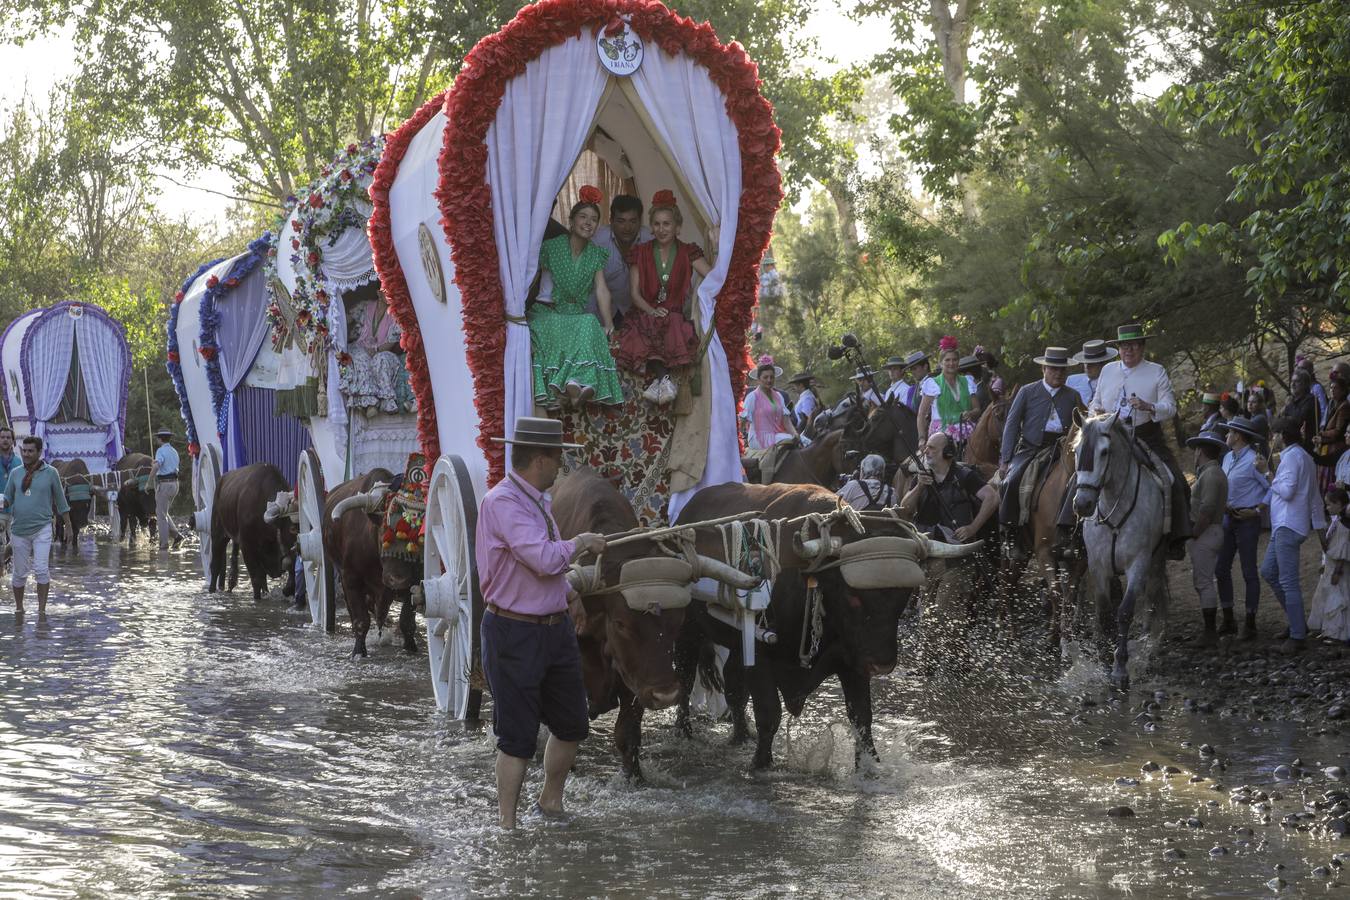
[[476, 416, 605, 829], [1214, 415, 1271, 640], [1185, 429, 1231, 645], [786, 371, 822, 433], [151, 426, 184, 550], [851, 366, 883, 410], [882, 351, 930, 412], [1075, 322, 1191, 559], [998, 346, 1082, 557], [1067, 339, 1118, 406]]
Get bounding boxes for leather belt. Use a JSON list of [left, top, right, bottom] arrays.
[[156, 474, 179, 480], [487, 604, 566, 625]]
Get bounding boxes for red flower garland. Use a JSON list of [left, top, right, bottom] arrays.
[[369, 91, 450, 464], [378, 0, 781, 484]]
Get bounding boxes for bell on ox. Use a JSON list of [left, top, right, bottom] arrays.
[[837, 536, 925, 590], [618, 557, 694, 612]]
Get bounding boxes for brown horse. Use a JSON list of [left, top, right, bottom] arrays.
[[1003, 431, 1085, 653], [756, 429, 850, 486], [964, 393, 1013, 479]]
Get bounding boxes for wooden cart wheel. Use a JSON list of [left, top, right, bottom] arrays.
[[421, 454, 483, 719], [297, 447, 336, 632], [192, 443, 222, 590]]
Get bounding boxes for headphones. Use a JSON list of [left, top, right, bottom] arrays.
[[941, 440, 956, 460]]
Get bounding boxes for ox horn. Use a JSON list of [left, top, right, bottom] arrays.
[[692, 555, 761, 590], [566, 565, 599, 595], [925, 537, 985, 558], [263, 491, 296, 523], [329, 483, 391, 521], [794, 535, 844, 559]]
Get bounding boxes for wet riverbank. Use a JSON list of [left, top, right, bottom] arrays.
[[0, 541, 1346, 898]]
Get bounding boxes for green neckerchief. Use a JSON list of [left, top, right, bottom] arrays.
[[934, 374, 971, 427]]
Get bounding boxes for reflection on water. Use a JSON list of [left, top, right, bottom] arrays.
[[0, 542, 1345, 898]]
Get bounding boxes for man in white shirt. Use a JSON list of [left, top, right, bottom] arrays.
[[787, 372, 821, 433], [852, 368, 883, 410], [586, 194, 651, 323], [1067, 339, 1116, 407], [1260, 416, 1327, 654], [1086, 323, 1191, 558], [882, 351, 930, 411]]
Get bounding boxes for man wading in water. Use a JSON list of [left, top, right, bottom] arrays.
[[5, 436, 72, 618], [475, 417, 606, 829]]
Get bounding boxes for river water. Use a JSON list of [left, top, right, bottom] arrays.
[[1, 541, 1345, 898]]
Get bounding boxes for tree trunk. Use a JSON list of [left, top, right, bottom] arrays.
[[824, 178, 858, 251], [928, 0, 980, 219]]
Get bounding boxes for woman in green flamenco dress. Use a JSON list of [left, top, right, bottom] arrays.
[[530, 185, 623, 406]]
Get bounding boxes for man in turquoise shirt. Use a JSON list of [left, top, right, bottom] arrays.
[[4, 436, 71, 617]]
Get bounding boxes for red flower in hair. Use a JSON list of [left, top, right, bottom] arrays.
[[938, 335, 959, 353], [578, 185, 602, 205], [651, 189, 677, 207]]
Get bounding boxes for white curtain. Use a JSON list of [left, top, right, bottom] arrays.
[[487, 35, 609, 441], [25, 311, 76, 446], [74, 311, 126, 462], [320, 226, 379, 295], [630, 48, 745, 517]]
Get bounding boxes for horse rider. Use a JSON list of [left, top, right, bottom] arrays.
[[839, 453, 897, 511], [1185, 429, 1230, 646], [787, 371, 821, 433], [741, 357, 800, 456], [960, 346, 1000, 411], [1067, 339, 1116, 406], [883, 351, 931, 412], [900, 432, 998, 544], [1199, 392, 1223, 433], [998, 347, 1083, 559], [852, 367, 883, 410], [1082, 322, 1192, 560]]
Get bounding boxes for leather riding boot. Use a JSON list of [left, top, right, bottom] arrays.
[[1218, 607, 1236, 635], [1195, 609, 1218, 647], [1241, 611, 1257, 641]]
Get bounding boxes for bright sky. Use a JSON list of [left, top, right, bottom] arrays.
[[1, 8, 891, 229]]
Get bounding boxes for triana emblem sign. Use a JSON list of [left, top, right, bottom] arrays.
[[418, 222, 446, 304], [596, 21, 643, 77]]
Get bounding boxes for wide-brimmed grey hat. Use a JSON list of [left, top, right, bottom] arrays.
[[1070, 339, 1119, 365], [491, 416, 582, 449], [154, 428, 175, 439], [1186, 430, 1228, 451], [787, 371, 816, 386], [1218, 416, 1264, 441], [852, 367, 878, 381], [1033, 347, 1073, 368]]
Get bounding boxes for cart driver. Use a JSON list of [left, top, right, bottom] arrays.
[[475, 416, 606, 830]]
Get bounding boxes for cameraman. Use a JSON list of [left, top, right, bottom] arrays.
[[899, 433, 997, 543]]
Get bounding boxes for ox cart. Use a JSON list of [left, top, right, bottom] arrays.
[[368, 0, 791, 718], [3, 301, 132, 540], [168, 235, 314, 587]]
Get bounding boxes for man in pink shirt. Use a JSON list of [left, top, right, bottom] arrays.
[[477, 417, 605, 829]]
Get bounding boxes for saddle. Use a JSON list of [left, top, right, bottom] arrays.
[[1127, 436, 1174, 535], [1016, 443, 1059, 527]]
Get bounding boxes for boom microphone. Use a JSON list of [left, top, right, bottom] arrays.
[[841, 333, 860, 349], [827, 345, 845, 360]]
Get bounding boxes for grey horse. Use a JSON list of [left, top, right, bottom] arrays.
[[1072, 413, 1170, 689]]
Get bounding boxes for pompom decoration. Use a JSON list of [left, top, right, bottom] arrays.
[[372, 0, 783, 482], [938, 335, 959, 353], [651, 189, 677, 207], [578, 184, 603, 205]]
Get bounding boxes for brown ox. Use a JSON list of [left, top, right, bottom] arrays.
[[112, 453, 156, 546], [324, 469, 419, 658], [208, 463, 297, 600], [674, 482, 974, 769], [551, 468, 687, 781]]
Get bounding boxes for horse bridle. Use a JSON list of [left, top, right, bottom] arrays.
[[1074, 416, 1149, 565]]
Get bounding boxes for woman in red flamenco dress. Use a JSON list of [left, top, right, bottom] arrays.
[[613, 190, 711, 405]]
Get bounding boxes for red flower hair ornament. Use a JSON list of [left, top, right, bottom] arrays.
[[938, 335, 959, 353], [578, 185, 603, 205], [651, 189, 677, 207]]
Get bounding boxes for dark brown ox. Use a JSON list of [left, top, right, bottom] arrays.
[[675, 482, 949, 770], [549, 467, 691, 780], [324, 469, 419, 658], [112, 453, 156, 546], [52, 459, 92, 546], [208, 463, 297, 600]]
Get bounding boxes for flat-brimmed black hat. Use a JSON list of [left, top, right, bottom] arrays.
[[1218, 416, 1264, 442], [491, 416, 582, 449], [1107, 323, 1153, 345], [852, 367, 877, 380], [154, 428, 175, 439], [1070, 339, 1119, 365], [957, 354, 986, 372], [882, 356, 908, 370], [1032, 346, 1073, 368], [1186, 430, 1228, 451], [787, 371, 816, 386]]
